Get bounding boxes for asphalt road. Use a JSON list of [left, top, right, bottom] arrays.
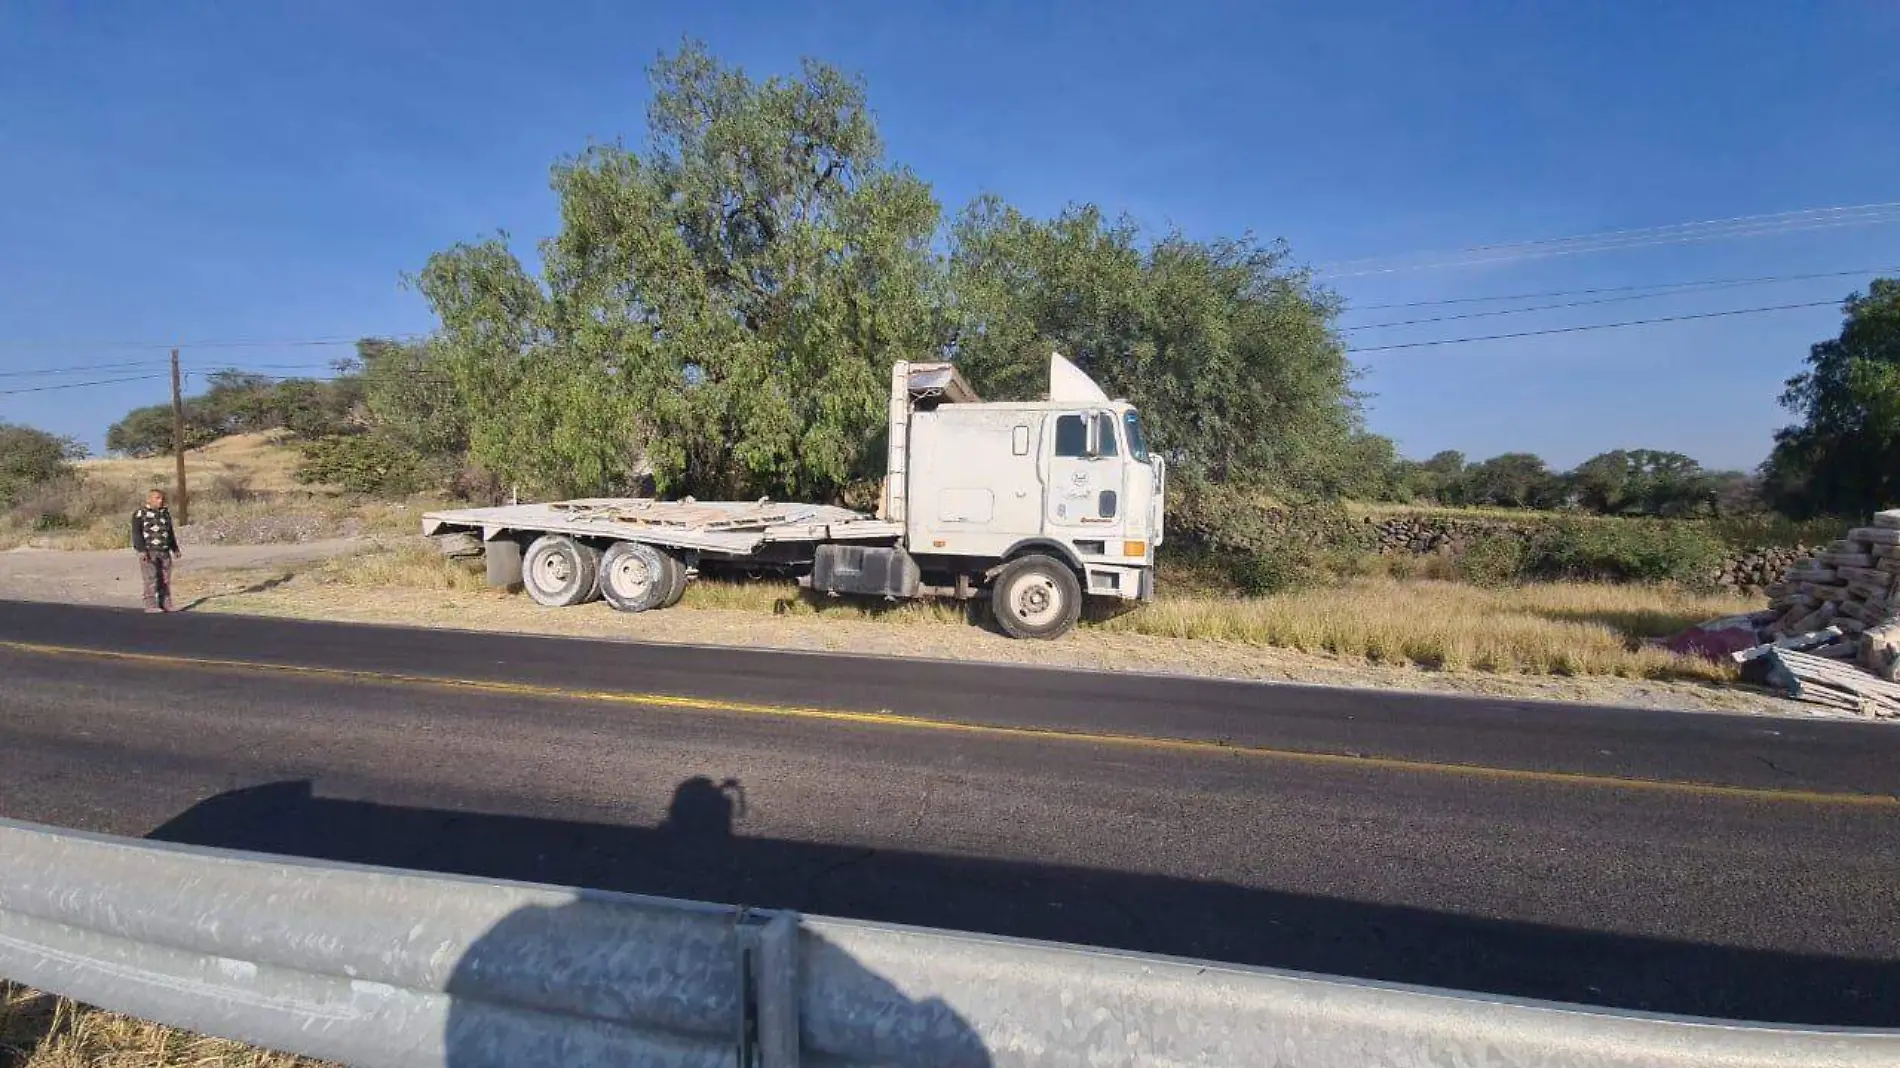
[[1, 600, 1896, 1026]]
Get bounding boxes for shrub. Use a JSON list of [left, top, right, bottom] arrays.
[[446, 463, 508, 504], [1700, 513, 1841, 553], [1458, 533, 1528, 586], [1166, 479, 1368, 593], [0, 422, 85, 505], [297, 435, 421, 495], [4, 474, 122, 534], [1524, 519, 1724, 585], [1226, 546, 1323, 595], [204, 473, 257, 503]]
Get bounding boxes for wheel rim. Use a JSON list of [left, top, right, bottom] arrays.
[[1009, 572, 1063, 627], [532, 549, 573, 591], [610, 554, 654, 601]]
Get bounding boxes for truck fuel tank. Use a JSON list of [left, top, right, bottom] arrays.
[[810, 544, 922, 599]]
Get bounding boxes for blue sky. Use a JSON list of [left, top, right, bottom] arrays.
[[2, 1, 1896, 470]]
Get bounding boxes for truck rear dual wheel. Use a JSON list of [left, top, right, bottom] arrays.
[[991, 554, 1082, 640], [521, 535, 602, 607], [601, 541, 687, 613]]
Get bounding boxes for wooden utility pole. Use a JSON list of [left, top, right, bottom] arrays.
[[170, 348, 189, 525]]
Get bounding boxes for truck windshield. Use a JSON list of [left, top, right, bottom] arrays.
[[1123, 410, 1150, 463]]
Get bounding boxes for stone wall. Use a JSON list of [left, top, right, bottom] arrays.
[[1362, 513, 1808, 593]]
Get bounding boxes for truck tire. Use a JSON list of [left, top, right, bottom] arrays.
[[521, 535, 601, 607], [658, 550, 689, 608], [991, 554, 1082, 640], [600, 541, 671, 613]]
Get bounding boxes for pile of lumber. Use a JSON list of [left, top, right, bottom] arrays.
[[1761, 510, 1900, 643], [1743, 647, 1900, 718]]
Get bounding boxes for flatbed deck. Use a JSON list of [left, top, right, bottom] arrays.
[[422, 499, 903, 556]]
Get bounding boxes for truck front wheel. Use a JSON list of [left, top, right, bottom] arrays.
[[991, 555, 1082, 640]]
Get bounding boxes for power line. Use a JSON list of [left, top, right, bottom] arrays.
[[1317, 203, 1900, 277], [1325, 214, 1900, 278], [0, 373, 169, 395], [1343, 281, 1860, 332], [0, 332, 428, 351], [1348, 299, 1841, 353], [1329, 202, 1900, 264], [0, 358, 350, 379], [1317, 202, 1900, 270], [1343, 266, 1896, 311], [0, 359, 161, 379]]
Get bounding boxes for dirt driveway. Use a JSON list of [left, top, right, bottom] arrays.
[[0, 539, 370, 609]]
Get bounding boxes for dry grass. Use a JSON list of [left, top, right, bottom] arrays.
[[1345, 500, 1557, 522], [677, 572, 1751, 681], [319, 540, 490, 593], [297, 546, 1747, 682], [1102, 579, 1753, 680], [1, 983, 319, 1068], [74, 431, 313, 496]]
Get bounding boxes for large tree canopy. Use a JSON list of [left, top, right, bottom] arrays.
[[417, 42, 941, 500], [411, 43, 1381, 503], [945, 199, 1366, 496], [1761, 279, 1900, 517]]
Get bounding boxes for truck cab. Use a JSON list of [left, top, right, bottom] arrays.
[[866, 355, 1165, 636]]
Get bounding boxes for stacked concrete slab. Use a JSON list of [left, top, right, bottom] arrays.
[[1763, 510, 1900, 642]]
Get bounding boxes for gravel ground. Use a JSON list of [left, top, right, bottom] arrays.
[[0, 540, 373, 609]]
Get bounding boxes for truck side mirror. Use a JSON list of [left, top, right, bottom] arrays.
[[1084, 411, 1111, 459]]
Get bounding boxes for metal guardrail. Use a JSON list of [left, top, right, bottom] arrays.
[[2, 818, 1895, 1067]]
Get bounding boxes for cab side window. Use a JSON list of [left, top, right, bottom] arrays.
[[1054, 414, 1088, 457], [1094, 412, 1119, 457]]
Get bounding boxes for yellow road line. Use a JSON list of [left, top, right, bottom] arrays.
[[5, 638, 1895, 808]]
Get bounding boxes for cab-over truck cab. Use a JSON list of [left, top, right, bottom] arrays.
[[809, 355, 1164, 638]]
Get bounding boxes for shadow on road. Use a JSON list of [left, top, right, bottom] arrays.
[[174, 572, 294, 613], [147, 778, 1900, 1027]]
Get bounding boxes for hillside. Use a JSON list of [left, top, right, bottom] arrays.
[[2, 432, 427, 550]]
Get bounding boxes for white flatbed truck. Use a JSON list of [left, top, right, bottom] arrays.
[[421, 354, 1164, 639]]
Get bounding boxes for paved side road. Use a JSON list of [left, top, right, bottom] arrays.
[[1, 632, 1895, 1026], [4, 600, 1896, 794], [0, 539, 365, 607]]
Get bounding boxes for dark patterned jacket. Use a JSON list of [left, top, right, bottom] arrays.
[[131, 506, 178, 555]]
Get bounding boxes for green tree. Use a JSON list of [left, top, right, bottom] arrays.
[[105, 404, 201, 457], [1460, 452, 1563, 509], [355, 337, 468, 460], [416, 41, 941, 500], [0, 422, 86, 506], [1568, 448, 1713, 516], [1626, 449, 1713, 516], [107, 367, 361, 457], [1395, 449, 1467, 502], [944, 199, 1368, 498], [1570, 449, 1635, 513], [1708, 470, 1762, 516], [1762, 279, 1900, 517]]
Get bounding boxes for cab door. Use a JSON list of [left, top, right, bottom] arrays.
[[1042, 410, 1125, 538]]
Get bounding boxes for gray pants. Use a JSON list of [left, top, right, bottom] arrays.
[[140, 552, 174, 610]]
